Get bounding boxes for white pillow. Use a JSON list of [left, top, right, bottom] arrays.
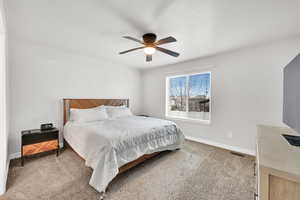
[[101, 105, 126, 108], [105, 106, 133, 118], [69, 107, 108, 122]]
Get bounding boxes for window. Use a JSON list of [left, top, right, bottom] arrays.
[[166, 72, 211, 122]]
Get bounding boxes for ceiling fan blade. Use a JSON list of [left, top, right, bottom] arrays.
[[123, 36, 144, 44], [146, 54, 152, 62], [156, 46, 179, 57], [119, 47, 144, 54], [156, 36, 177, 45]]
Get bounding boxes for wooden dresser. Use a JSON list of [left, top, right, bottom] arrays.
[[256, 125, 300, 200]]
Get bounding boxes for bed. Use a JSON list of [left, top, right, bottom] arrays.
[[63, 99, 184, 193]]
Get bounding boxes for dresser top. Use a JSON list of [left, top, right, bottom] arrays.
[[257, 125, 300, 180], [21, 128, 59, 136]]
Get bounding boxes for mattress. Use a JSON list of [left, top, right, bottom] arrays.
[[63, 115, 184, 192]]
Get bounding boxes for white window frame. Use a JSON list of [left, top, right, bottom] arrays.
[[165, 71, 211, 124]]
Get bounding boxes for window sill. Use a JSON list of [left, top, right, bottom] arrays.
[[165, 116, 211, 125]]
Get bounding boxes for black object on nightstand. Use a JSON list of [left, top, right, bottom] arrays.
[[21, 128, 60, 166], [137, 115, 149, 117]]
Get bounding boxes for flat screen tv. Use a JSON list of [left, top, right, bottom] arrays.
[[283, 53, 300, 146]]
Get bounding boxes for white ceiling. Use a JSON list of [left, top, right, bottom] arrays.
[[6, 0, 300, 68]]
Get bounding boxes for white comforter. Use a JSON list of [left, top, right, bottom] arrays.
[[63, 116, 184, 192]]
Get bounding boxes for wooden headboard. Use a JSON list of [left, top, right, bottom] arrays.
[[63, 98, 129, 125]]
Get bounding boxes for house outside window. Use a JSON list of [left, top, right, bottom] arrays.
[[166, 72, 211, 122]]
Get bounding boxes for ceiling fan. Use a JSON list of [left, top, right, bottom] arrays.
[[119, 33, 179, 62]]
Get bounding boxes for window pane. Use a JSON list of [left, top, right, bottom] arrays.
[[188, 73, 210, 120], [169, 76, 187, 112]]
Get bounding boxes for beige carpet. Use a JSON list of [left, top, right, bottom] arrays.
[[1, 140, 255, 200]]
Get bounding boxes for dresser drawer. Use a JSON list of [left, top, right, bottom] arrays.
[[269, 175, 300, 200], [22, 140, 58, 156], [22, 131, 58, 145]]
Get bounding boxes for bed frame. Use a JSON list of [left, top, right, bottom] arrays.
[[63, 98, 160, 174]]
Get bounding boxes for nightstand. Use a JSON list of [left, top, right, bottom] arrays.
[[21, 128, 60, 166]]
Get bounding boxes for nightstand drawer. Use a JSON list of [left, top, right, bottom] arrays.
[[22, 131, 58, 145], [22, 140, 58, 156]]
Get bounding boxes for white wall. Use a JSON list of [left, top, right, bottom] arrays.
[[8, 38, 142, 156], [142, 37, 300, 155], [0, 0, 8, 195]]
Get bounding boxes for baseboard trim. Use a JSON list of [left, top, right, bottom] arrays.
[[9, 140, 255, 158], [185, 136, 256, 156], [9, 152, 21, 160]]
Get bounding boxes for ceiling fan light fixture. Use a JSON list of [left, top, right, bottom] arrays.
[[143, 47, 156, 55], [120, 33, 179, 61]]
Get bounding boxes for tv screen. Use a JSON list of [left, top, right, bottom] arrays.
[[283, 53, 300, 134]]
